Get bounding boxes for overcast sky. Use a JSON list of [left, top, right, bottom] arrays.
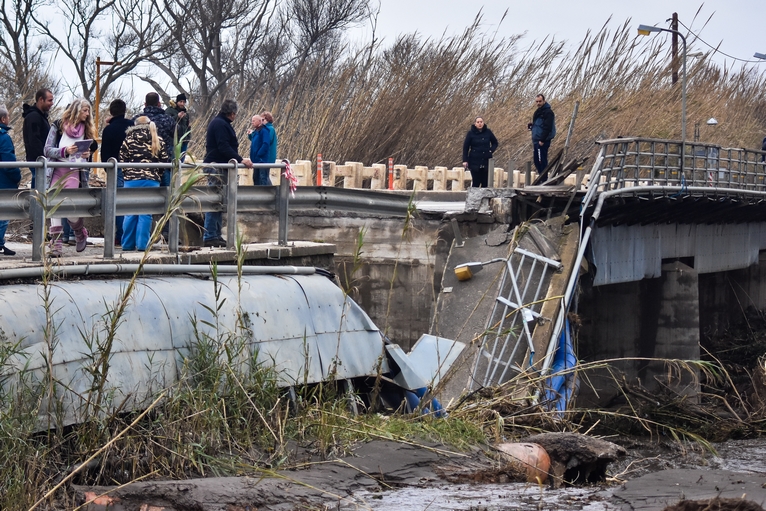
[[355, 0, 765, 67]]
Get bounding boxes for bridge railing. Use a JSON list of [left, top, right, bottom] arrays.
[[587, 137, 766, 194], [0, 157, 412, 262]]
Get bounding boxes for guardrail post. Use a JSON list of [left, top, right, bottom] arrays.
[[226, 159, 238, 249], [31, 157, 47, 262], [103, 158, 117, 258], [168, 159, 180, 253], [525, 161, 532, 187], [488, 157, 495, 188], [278, 164, 289, 246]]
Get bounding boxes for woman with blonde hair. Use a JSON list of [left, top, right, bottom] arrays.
[[119, 116, 168, 251], [43, 98, 98, 255]]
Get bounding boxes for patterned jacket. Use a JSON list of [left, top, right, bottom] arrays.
[[119, 124, 169, 182], [134, 106, 174, 159]]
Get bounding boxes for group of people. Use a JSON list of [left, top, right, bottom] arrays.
[[462, 94, 556, 188], [0, 89, 279, 257]]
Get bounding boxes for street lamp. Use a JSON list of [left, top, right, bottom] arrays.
[[638, 24, 687, 172], [755, 52, 766, 60]]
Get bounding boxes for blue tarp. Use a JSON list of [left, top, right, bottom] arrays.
[[543, 318, 578, 412]]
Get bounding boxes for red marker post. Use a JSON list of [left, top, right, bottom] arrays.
[[317, 153, 323, 186], [388, 157, 394, 190]]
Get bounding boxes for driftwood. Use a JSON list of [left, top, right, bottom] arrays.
[[525, 432, 626, 488]]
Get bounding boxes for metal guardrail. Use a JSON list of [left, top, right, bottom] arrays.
[[539, 137, 766, 378], [590, 137, 766, 194], [0, 158, 412, 261]]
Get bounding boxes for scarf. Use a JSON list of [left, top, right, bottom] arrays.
[[63, 122, 85, 139]]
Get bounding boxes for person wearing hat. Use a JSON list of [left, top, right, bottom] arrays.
[[165, 93, 191, 160]]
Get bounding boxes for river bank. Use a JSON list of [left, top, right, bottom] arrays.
[[72, 437, 766, 510]]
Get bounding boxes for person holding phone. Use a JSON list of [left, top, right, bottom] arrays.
[[531, 94, 556, 173], [43, 98, 98, 255]]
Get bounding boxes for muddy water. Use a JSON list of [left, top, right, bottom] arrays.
[[344, 439, 766, 511], [347, 484, 611, 510]]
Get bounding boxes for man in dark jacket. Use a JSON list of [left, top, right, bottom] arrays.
[[0, 105, 22, 255], [101, 99, 134, 246], [203, 99, 253, 247], [530, 94, 556, 173], [135, 92, 175, 185], [22, 88, 53, 189], [165, 93, 191, 158]]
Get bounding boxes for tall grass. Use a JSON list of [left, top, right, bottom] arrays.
[[171, 17, 766, 171]]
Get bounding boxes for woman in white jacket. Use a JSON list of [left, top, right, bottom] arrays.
[[43, 99, 98, 256]]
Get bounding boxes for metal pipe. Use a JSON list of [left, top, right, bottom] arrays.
[[0, 264, 317, 280]]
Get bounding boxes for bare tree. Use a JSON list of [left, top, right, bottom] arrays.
[[32, 0, 163, 100], [287, 0, 371, 68], [0, 0, 52, 102], [146, 0, 274, 114]]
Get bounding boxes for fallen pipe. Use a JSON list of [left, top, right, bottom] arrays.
[[0, 264, 317, 280]]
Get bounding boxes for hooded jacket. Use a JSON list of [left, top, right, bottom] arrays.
[[0, 123, 21, 189], [531, 102, 556, 142], [462, 124, 498, 169], [22, 103, 50, 162], [119, 124, 169, 182]]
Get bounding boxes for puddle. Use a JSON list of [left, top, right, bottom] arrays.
[[344, 483, 615, 510]]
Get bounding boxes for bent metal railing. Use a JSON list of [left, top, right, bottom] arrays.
[[587, 137, 766, 194], [0, 158, 412, 262], [539, 137, 766, 380]]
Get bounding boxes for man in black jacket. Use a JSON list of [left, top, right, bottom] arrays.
[[530, 94, 556, 173], [202, 99, 253, 247], [101, 99, 134, 246], [22, 88, 54, 189]]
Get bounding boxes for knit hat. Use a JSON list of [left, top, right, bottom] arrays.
[[176, 93, 187, 102]]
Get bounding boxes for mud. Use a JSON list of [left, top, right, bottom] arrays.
[[73, 438, 766, 511]]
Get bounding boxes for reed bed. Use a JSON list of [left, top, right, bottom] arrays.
[[173, 19, 766, 171]]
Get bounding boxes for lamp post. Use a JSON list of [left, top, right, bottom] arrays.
[[638, 24, 687, 172], [754, 52, 766, 60], [94, 57, 120, 135]]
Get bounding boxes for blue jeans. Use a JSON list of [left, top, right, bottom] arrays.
[[533, 139, 551, 173], [203, 171, 227, 241], [0, 219, 8, 247], [253, 168, 272, 186], [122, 180, 159, 250], [63, 218, 72, 239]]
